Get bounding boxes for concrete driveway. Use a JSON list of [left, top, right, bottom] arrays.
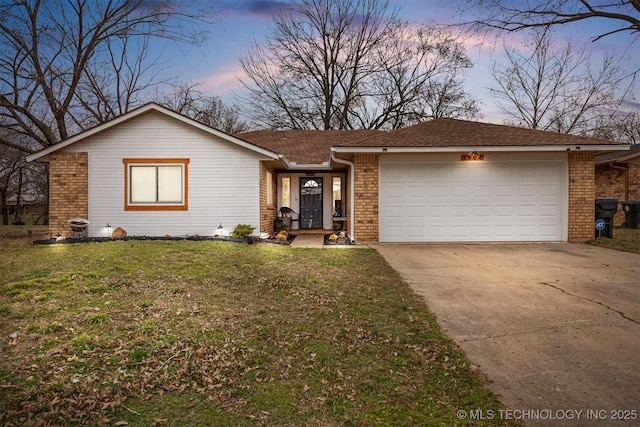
[[373, 243, 639, 426]]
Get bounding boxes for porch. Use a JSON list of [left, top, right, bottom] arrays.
[[290, 228, 336, 235]]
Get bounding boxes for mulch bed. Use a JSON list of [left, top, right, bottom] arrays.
[[324, 233, 353, 245], [33, 234, 297, 246]]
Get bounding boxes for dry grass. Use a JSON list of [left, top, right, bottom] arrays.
[[0, 239, 520, 426], [0, 225, 48, 239], [589, 226, 640, 254]]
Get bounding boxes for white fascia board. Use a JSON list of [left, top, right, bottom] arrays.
[[284, 162, 333, 170], [27, 103, 281, 162], [331, 145, 630, 154], [274, 155, 331, 170]]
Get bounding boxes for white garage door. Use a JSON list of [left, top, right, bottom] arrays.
[[379, 156, 566, 242]]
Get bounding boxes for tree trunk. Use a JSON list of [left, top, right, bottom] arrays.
[[13, 168, 23, 223], [0, 190, 8, 225]]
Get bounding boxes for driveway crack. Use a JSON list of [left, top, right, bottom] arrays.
[[540, 282, 639, 325]]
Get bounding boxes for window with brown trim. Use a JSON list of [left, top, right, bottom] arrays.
[[123, 158, 189, 211]]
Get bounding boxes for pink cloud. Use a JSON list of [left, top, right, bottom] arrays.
[[199, 66, 246, 95]]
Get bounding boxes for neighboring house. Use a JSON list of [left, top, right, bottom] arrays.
[[5, 194, 47, 218], [27, 103, 628, 243], [595, 144, 640, 225]]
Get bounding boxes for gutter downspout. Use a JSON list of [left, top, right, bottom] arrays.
[[607, 162, 629, 201], [330, 149, 356, 244]]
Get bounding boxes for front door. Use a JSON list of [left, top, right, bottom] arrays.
[[300, 177, 323, 229]]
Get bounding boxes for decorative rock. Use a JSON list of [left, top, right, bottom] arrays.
[[111, 227, 127, 239]]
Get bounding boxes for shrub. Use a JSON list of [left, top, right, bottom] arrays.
[[231, 224, 255, 239]]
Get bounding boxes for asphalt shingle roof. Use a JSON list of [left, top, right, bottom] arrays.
[[237, 118, 627, 165], [595, 142, 639, 163], [237, 129, 383, 164], [336, 118, 627, 148]]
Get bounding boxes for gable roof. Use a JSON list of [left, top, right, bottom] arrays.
[[26, 103, 281, 162], [334, 118, 629, 152], [237, 129, 383, 165], [27, 105, 629, 166], [595, 143, 640, 164]]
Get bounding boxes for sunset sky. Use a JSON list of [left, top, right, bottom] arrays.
[[158, 0, 639, 123]]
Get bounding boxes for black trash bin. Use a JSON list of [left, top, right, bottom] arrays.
[[621, 200, 640, 229], [595, 198, 618, 238]]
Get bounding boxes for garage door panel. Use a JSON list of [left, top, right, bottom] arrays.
[[380, 160, 565, 242], [518, 184, 537, 196], [408, 167, 427, 178], [430, 205, 448, 218], [472, 184, 492, 196], [539, 205, 560, 217], [430, 185, 449, 197], [474, 205, 492, 217], [428, 164, 450, 179], [539, 184, 559, 196], [516, 204, 536, 215]]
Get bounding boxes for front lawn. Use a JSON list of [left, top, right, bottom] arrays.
[[589, 226, 640, 254], [0, 239, 520, 426]]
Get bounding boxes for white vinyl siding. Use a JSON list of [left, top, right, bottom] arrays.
[[63, 111, 266, 237], [379, 153, 567, 242]]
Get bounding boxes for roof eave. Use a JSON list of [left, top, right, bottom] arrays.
[[599, 153, 640, 165], [332, 145, 631, 154]]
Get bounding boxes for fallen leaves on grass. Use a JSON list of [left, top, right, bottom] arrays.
[[0, 240, 519, 426], [1, 336, 259, 425]]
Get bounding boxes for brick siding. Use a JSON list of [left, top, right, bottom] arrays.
[[353, 154, 379, 241], [259, 163, 277, 234], [568, 152, 595, 241], [595, 164, 626, 225], [630, 164, 640, 200], [596, 162, 640, 225], [49, 152, 88, 238]]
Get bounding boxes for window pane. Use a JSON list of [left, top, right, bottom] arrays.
[[333, 177, 342, 216], [281, 177, 290, 207], [266, 171, 273, 205], [130, 166, 157, 202], [158, 166, 183, 202]]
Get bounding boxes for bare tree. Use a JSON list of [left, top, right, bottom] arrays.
[[463, 0, 640, 42], [0, 0, 209, 154], [75, 35, 172, 130], [195, 97, 252, 135], [155, 82, 252, 134], [0, 146, 24, 225], [239, 0, 479, 131], [591, 111, 640, 144], [489, 27, 636, 135], [355, 25, 480, 129]]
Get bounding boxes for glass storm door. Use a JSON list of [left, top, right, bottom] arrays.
[[300, 177, 323, 229]]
